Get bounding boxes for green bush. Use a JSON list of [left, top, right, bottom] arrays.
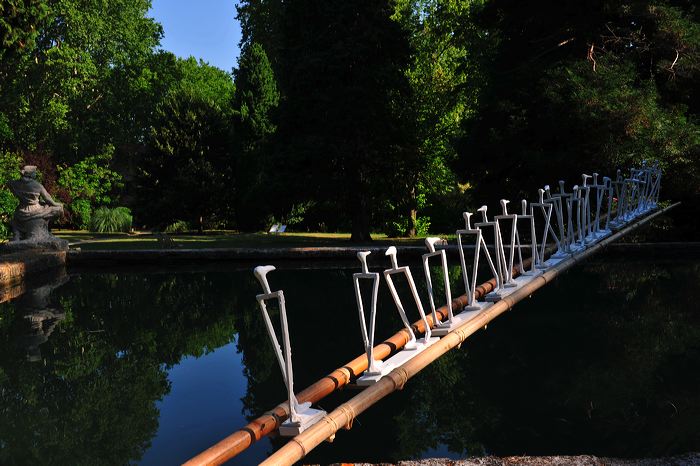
[[383, 215, 431, 237], [164, 220, 190, 234], [69, 199, 92, 230], [415, 216, 431, 236], [0, 150, 21, 237], [89, 207, 132, 233]]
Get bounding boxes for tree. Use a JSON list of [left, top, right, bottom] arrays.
[[390, 0, 491, 234], [137, 58, 235, 231], [462, 0, 700, 208], [231, 42, 279, 229], [237, 0, 418, 241], [0, 0, 173, 230], [0, 0, 163, 158], [56, 146, 123, 229], [0, 0, 49, 60]]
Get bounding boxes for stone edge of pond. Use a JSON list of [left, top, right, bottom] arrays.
[[326, 452, 700, 466], [65, 245, 435, 265], [65, 241, 700, 266], [0, 249, 66, 292]]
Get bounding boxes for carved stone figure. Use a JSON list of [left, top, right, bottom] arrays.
[[2, 165, 68, 251]]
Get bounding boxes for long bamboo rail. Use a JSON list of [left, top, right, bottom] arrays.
[[186, 270, 505, 465], [186, 244, 527, 465], [186, 203, 676, 465], [260, 202, 679, 465]]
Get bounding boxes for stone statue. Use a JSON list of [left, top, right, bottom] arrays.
[[2, 165, 68, 251]]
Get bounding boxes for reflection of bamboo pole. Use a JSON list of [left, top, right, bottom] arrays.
[[260, 202, 679, 466]]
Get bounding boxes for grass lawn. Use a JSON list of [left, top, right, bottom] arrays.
[[53, 230, 444, 250]]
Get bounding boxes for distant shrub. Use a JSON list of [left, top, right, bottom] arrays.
[[0, 150, 21, 237], [415, 216, 431, 236], [70, 199, 92, 230], [383, 215, 431, 237], [89, 207, 132, 233], [164, 220, 190, 234]]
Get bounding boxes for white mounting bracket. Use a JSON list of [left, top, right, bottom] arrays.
[[422, 237, 453, 336], [494, 199, 519, 288], [253, 265, 326, 435], [474, 205, 506, 302], [569, 185, 587, 252], [457, 212, 499, 309], [515, 199, 541, 277], [590, 173, 612, 240], [352, 252, 394, 386], [383, 246, 438, 350], [544, 184, 572, 260], [530, 188, 557, 269]]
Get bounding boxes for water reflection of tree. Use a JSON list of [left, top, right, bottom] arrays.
[[0, 270, 252, 466], [386, 259, 700, 460], [232, 259, 699, 461], [4, 259, 690, 464]]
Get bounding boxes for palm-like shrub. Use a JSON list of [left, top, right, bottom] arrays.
[[89, 207, 132, 233]]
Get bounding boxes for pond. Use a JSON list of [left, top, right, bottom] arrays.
[[0, 250, 699, 465]]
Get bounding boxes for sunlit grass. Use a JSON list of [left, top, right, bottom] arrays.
[[53, 230, 448, 250]]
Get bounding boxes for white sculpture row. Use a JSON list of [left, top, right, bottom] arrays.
[[251, 161, 662, 436]]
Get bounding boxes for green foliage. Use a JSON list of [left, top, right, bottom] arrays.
[[0, 0, 50, 60], [176, 57, 235, 112], [138, 87, 232, 231], [415, 215, 431, 236], [0, 150, 22, 238], [164, 220, 190, 234], [233, 42, 279, 143], [392, 0, 489, 231], [237, 0, 419, 241], [57, 145, 122, 228], [69, 198, 91, 230], [466, 0, 700, 209], [0, 0, 697, 238], [231, 42, 279, 230], [133, 56, 235, 230], [543, 57, 700, 199], [57, 146, 122, 205], [0, 0, 164, 158], [384, 215, 431, 237], [89, 206, 132, 233]]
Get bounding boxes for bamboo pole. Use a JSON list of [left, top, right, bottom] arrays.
[[260, 203, 679, 466], [185, 247, 510, 465]]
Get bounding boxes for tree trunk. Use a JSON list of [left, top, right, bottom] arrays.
[[407, 187, 417, 237], [408, 208, 417, 237], [350, 195, 371, 243]]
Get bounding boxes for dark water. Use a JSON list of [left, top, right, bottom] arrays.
[[0, 251, 699, 465]]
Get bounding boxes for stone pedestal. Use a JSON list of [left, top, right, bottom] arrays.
[[1, 235, 68, 253]]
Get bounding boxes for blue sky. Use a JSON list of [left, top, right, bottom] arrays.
[[149, 0, 242, 73]]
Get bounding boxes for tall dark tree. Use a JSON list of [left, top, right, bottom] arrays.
[[231, 42, 279, 229], [237, 0, 419, 241], [137, 58, 235, 231]]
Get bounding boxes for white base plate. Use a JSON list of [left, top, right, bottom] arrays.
[[382, 336, 440, 369], [431, 308, 485, 336], [279, 407, 327, 436], [544, 254, 569, 268], [357, 363, 396, 386]]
